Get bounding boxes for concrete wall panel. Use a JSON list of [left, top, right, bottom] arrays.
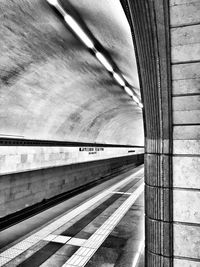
[[172, 79, 200, 95], [173, 140, 200, 154], [171, 25, 200, 46], [174, 189, 200, 223], [172, 62, 200, 80], [173, 110, 200, 124], [173, 96, 200, 111], [171, 24, 200, 63], [173, 156, 200, 189], [174, 224, 200, 259], [174, 126, 200, 139], [170, 0, 200, 5], [174, 258, 200, 267], [171, 43, 200, 63], [170, 2, 200, 27]]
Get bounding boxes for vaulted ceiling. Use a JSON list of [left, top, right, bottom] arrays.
[[0, 0, 144, 145]]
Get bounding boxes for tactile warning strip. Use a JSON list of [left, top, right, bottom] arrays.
[[42, 234, 86, 246], [62, 183, 144, 267], [110, 191, 132, 195]]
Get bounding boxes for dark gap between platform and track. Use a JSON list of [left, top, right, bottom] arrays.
[[16, 178, 141, 267], [0, 165, 139, 231]]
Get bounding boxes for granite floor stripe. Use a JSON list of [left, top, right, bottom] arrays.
[[62, 183, 144, 267], [61, 178, 140, 238], [39, 245, 79, 267], [61, 195, 125, 237], [18, 242, 63, 267]]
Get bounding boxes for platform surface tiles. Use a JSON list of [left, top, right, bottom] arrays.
[[0, 165, 144, 267]]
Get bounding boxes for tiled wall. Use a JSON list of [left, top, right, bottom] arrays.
[[0, 146, 144, 175], [170, 0, 200, 265], [0, 154, 144, 218]]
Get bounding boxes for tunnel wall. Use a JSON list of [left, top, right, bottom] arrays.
[[0, 154, 144, 218], [0, 145, 143, 175], [171, 0, 200, 265]]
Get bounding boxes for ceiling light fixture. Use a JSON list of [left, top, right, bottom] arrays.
[[46, 0, 143, 109], [132, 95, 140, 103], [124, 86, 134, 97], [46, 0, 58, 6], [138, 102, 143, 109], [95, 52, 113, 72], [113, 73, 125, 87], [64, 14, 94, 49]]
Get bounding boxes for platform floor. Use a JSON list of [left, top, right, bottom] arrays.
[[0, 165, 144, 267]]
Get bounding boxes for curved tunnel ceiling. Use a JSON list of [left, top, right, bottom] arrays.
[[0, 0, 144, 146]]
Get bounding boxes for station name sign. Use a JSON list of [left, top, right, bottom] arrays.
[[79, 147, 104, 152]]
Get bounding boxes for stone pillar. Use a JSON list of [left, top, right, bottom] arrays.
[[121, 0, 173, 265], [119, 0, 200, 265]]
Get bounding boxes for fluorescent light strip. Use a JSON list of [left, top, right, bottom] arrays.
[[46, 0, 143, 109], [46, 0, 66, 17], [95, 52, 113, 72], [132, 95, 140, 103], [46, 0, 58, 6], [64, 14, 94, 49], [113, 73, 125, 87], [138, 103, 143, 108], [124, 86, 134, 97], [46, 0, 94, 49], [124, 86, 143, 108]]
